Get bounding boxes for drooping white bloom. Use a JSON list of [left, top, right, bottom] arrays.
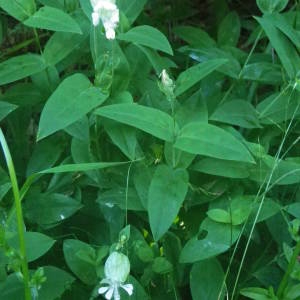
[[90, 0, 119, 39], [98, 252, 133, 300]]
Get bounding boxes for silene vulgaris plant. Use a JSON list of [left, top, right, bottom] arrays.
[[1, 0, 300, 299]]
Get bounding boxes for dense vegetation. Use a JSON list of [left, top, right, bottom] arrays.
[[0, 0, 300, 299]]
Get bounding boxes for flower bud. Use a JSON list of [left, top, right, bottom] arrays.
[[104, 252, 130, 283]]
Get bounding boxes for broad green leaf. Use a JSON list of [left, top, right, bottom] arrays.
[[175, 59, 227, 96], [192, 158, 250, 179], [26, 136, 63, 176], [148, 165, 189, 241], [0, 101, 17, 121], [208, 196, 253, 226], [207, 209, 231, 224], [104, 120, 137, 160], [257, 0, 289, 14], [180, 218, 240, 263], [241, 62, 282, 84], [0, 0, 36, 21], [267, 13, 300, 49], [117, 0, 147, 25], [0, 54, 46, 86], [0, 273, 24, 300], [256, 15, 300, 78], [174, 26, 216, 48], [43, 10, 89, 65], [210, 100, 261, 128], [257, 90, 300, 124], [175, 122, 255, 163], [218, 11, 241, 47], [38, 266, 75, 300], [94, 103, 176, 142], [190, 259, 225, 300], [185, 47, 240, 79], [97, 187, 145, 211], [118, 25, 173, 55], [24, 6, 82, 33], [39, 161, 128, 174], [24, 193, 83, 226], [152, 257, 173, 274], [63, 239, 97, 285], [240, 287, 272, 300], [0, 83, 43, 106], [285, 203, 300, 219], [8, 232, 55, 262], [37, 73, 108, 140]]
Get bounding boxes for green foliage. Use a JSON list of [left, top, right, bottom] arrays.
[[0, 0, 300, 299]]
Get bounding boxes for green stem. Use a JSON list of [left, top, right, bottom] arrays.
[[0, 129, 31, 300], [277, 240, 300, 298]]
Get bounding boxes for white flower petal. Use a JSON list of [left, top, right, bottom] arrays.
[[105, 286, 115, 300], [98, 286, 110, 294], [92, 12, 100, 26], [121, 283, 134, 295]]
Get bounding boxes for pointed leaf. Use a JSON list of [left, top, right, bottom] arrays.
[[190, 259, 225, 300], [24, 6, 82, 33], [118, 25, 173, 55], [0, 54, 46, 86], [175, 122, 255, 163], [94, 103, 175, 142], [175, 59, 227, 96], [0, 101, 18, 121], [148, 165, 189, 241], [38, 73, 108, 140]]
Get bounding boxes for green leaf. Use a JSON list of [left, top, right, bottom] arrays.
[[0, 101, 18, 121], [256, 15, 300, 78], [240, 287, 272, 300], [8, 232, 55, 262], [38, 266, 75, 300], [148, 165, 189, 241], [94, 103, 176, 142], [175, 122, 255, 163], [0, 0, 36, 21], [152, 257, 173, 274], [97, 187, 145, 211], [24, 6, 82, 33], [218, 11, 241, 47], [104, 120, 137, 160], [190, 259, 225, 300], [0, 54, 46, 86], [43, 11, 90, 65], [24, 193, 83, 226], [241, 62, 282, 84], [118, 25, 173, 55], [207, 209, 231, 224], [117, 0, 147, 25], [39, 161, 128, 174], [37, 73, 108, 140], [174, 26, 216, 48], [63, 239, 97, 285], [26, 136, 63, 176], [210, 100, 261, 128], [175, 59, 227, 96], [256, 0, 289, 14], [180, 218, 240, 263], [192, 158, 250, 179]]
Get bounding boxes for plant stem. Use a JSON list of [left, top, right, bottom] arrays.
[[277, 240, 300, 298], [0, 129, 31, 300]]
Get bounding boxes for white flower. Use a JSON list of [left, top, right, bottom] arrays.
[[90, 0, 119, 40], [98, 252, 134, 300], [159, 69, 175, 100]]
